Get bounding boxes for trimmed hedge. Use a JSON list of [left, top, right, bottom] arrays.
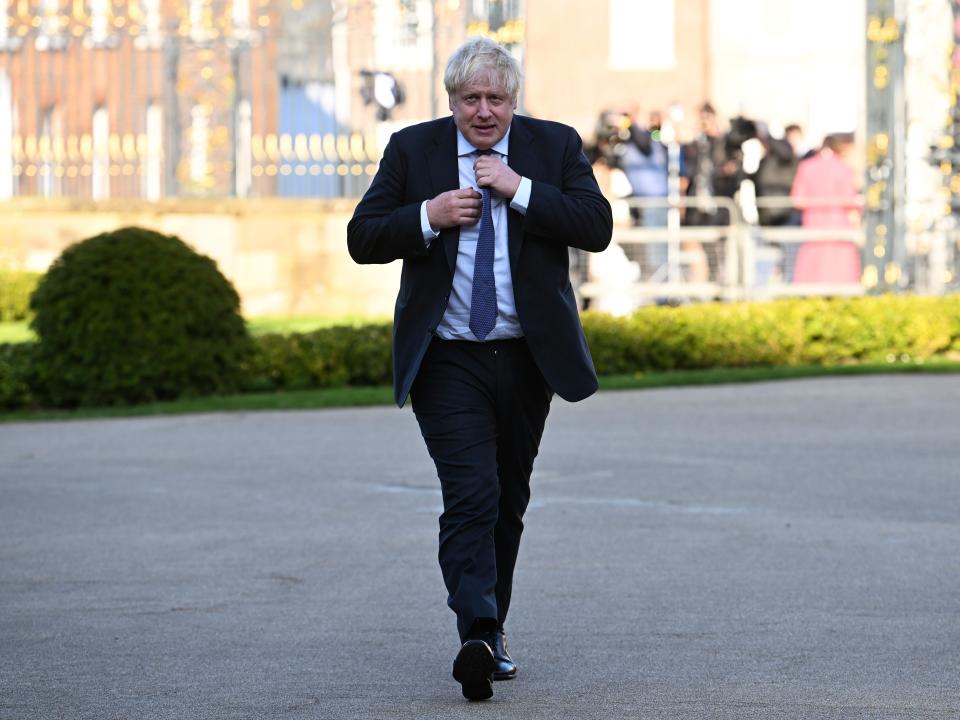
[[0, 270, 42, 322], [582, 295, 960, 373], [0, 343, 33, 410], [3, 295, 960, 410], [240, 295, 960, 393], [29, 226, 253, 407], [243, 324, 393, 391]]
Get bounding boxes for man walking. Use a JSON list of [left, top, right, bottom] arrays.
[[347, 37, 611, 701]]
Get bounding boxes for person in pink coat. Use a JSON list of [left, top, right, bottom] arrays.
[[789, 133, 861, 284]]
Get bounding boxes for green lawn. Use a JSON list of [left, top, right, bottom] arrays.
[[245, 315, 390, 335], [598, 360, 960, 388], [0, 322, 32, 344], [3, 361, 958, 423], [0, 385, 396, 423]]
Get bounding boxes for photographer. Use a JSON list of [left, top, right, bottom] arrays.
[[589, 106, 669, 273], [682, 103, 752, 225], [681, 103, 755, 281]]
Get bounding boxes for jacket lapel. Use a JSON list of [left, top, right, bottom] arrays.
[[425, 118, 460, 274], [506, 117, 539, 271]]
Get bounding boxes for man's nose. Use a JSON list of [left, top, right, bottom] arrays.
[[476, 99, 492, 116]]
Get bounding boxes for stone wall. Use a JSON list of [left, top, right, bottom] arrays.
[[0, 198, 399, 319]]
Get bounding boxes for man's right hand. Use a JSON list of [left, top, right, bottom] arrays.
[[426, 189, 482, 230]]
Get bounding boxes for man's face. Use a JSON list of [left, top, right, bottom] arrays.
[[699, 111, 719, 136], [449, 72, 516, 150]]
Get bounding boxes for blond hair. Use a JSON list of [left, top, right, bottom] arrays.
[[443, 36, 522, 101]]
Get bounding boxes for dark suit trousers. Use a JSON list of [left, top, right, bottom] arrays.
[[410, 337, 552, 641]]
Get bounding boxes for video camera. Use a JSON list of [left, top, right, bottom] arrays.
[[584, 110, 634, 167], [723, 115, 759, 163]]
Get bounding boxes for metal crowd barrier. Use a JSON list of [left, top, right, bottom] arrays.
[[575, 195, 876, 310]]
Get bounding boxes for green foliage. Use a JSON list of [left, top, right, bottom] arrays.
[[243, 324, 392, 391], [0, 322, 33, 344], [580, 295, 960, 374], [28, 226, 253, 407], [3, 293, 960, 411], [0, 270, 42, 322], [0, 343, 33, 410], [242, 294, 960, 394], [246, 314, 391, 335]]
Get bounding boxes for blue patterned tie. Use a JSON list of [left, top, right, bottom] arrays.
[[470, 150, 497, 340]]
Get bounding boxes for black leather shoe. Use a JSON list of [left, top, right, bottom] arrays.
[[452, 639, 495, 701], [492, 631, 517, 680]]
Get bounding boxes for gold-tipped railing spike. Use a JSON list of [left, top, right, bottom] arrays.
[[309, 133, 323, 161], [336, 134, 351, 163], [251, 134, 266, 163], [79, 133, 92, 162], [264, 133, 279, 162], [66, 134, 80, 162], [322, 133, 337, 161], [278, 133, 294, 160], [294, 133, 310, 162], [350, 132, 366, 162], [122, 133, 137, 160], [364, 131, 380, 161]]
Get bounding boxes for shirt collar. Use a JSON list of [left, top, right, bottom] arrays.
[[456, 128, 510, 158]]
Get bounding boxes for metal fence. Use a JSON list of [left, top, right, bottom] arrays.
[[575, 195, 960, 309], [0, 1, 380, 201], [0, 1, 527, 201]]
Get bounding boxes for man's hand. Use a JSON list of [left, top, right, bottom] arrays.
[[475, 155, 521, 199], [426, 188, 483, 230]]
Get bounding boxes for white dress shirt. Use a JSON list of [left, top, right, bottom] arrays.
[[419, 129, 532, 341]]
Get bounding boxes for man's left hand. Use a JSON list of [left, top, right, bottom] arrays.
[[475, 155, 521, 199]]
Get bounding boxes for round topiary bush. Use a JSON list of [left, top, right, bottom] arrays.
[[29, 226, 253, 407]]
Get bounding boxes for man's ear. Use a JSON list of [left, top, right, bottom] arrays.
[[448, 95, 455, 112]]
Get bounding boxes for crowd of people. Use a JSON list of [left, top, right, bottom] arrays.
[[585, 101, 862, 295]]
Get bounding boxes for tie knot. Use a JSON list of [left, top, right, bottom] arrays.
[[477, 148, 495, 156]]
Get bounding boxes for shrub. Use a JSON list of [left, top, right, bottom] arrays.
[[239, 294, 960, 394], [0, 343, 33, 409], [581, 295, 960, 374], [29, 226, 253, 407], [4, 294, 959, 412], [243, 324, 392, 391], [0, 270, 42, 322]]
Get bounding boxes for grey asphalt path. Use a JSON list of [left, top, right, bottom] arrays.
[[1, 375, 959, 719]]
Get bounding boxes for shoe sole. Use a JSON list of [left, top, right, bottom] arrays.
[[452, 640, 495, 701]]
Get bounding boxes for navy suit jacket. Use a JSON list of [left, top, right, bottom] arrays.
[[347, 114, 613, 407]]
